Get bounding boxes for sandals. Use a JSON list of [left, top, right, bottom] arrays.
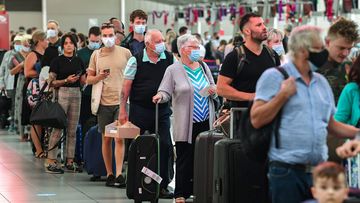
[[35, 151, 46, 159], [175, 197, 185, 203]]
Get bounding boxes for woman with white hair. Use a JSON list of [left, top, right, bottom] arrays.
[[153, 34, 217, 203], [266, 28, 286, 63]]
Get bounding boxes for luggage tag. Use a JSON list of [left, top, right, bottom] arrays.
[[141, 166, 162, 184]]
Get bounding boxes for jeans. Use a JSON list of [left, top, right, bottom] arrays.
[[268, 163, 313, 203]]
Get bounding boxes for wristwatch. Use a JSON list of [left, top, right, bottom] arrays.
[[64, 79, 68, 84]]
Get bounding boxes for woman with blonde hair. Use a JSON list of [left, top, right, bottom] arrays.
[[165, 30, 177, 52], [24, 30, 48, 158]]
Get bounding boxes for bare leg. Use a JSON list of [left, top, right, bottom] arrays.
[[114, 138, 125, 177], [102, 135, 113, 176]]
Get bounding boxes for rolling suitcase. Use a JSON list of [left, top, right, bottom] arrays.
[[126, 104, 160, 203], [193, 130, 225, 203], [212, 108, 269, 203], [83, 125, 109, 177]]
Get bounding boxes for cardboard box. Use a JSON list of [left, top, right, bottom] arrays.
[[105, 121, 140, 139]]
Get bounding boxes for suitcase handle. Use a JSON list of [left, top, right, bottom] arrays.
[[155, 102, 159, 138]]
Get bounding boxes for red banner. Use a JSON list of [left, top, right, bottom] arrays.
[[0, 12, 9, 50]]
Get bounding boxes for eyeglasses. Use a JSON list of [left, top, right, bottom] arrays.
[[101, 23, 115, 29]]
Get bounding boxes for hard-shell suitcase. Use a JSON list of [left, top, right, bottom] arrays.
[[193, 130, 224, 203], [126, 104, 160, 203], [212, 108, 269, 203]]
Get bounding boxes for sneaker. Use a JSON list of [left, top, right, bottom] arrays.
[[45, 162, 64, 174], [106, 174, 116, 187], [114, 175, 126, 188], [90, 175, 102, 182], [65, 162, 83, 173]]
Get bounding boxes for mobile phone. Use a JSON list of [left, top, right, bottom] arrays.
[[76, 70, 83, 77], [104, 68, 110, 74]]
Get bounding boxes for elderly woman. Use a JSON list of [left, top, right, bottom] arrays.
[[266, 28, 286, 63], [153, 34, 217, 203], [251, 25, 359, 203]]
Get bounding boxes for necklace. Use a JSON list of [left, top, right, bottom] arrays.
[[64, 55, 74, 63]]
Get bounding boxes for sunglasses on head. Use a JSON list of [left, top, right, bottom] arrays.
[[101, 23, 115, 29]]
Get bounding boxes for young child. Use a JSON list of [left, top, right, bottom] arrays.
[[311, 161, 349, 203]]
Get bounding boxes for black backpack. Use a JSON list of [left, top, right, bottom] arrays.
[[237, 66, 289, 163], [234, 44, 277, 77]]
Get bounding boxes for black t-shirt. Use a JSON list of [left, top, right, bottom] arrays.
[[42, 39, 61, 67], [50, 55, 85, 87], [220, 45, 280, 107]]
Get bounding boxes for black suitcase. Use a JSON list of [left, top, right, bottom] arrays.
[[213, 139, 268, 203], [126, 104, 160, 203], [193, 130, 224, 203], [212, 108, 269, 203]]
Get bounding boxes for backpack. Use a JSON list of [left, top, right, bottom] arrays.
[[234, 44, 277, 77], [237, 66, 289, 163]]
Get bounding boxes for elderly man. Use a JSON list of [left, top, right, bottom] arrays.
[[250, 25, 360, 203], [119, 29, 174, 199]]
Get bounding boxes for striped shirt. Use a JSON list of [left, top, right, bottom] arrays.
[[184, 65, 210, 123]]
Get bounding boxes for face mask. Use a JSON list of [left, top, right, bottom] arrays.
[[22, 46, 30, 52], [206, 35, 211, 40], [134, 25, 146, 34], [356, 43, 360, 48], [188, 49, 201, 62], [88, 41, 101, 50], [14, 45, 22, 52], [47, 29, 57, 38], [154, 42, 165, 55], [308, 49, 329, 67], [102, 37, 116, 48], [272, 44, 285, 56]]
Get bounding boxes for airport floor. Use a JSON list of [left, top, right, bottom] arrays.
[[0, 129, 175, 203]]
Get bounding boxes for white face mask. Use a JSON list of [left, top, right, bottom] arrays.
[[102, 37, 116, 48], [47, 29, 57, 38], [22, 46, 31, 52]]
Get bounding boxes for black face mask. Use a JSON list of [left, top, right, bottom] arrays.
[[308, 49, 329, 67]]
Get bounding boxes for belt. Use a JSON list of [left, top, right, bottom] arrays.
[[269, 161, 314, 173]]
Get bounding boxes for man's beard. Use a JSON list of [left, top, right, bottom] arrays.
[[251, 31, 267, 43]]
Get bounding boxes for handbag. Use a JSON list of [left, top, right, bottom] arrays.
[[0, 90, 11, 115], [91, 50, 103, 115], [30, 82, 67, 129]]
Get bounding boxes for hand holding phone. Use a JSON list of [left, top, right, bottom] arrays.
[[103, 68, 110, 74]]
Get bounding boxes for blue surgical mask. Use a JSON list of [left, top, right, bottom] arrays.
[[14, 45, 22, 52], [272, 44, 285, 56], [154, 42, 165, 54], [47, 29, 57, 38], [134, 25, 146, 34], [189, 49, 201, 62], [88, 41, 101, 50]]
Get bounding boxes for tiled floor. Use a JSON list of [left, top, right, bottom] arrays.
[[0, 130, 175, 203]]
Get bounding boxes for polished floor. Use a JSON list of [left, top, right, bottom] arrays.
[[0, 129, 175, 203]]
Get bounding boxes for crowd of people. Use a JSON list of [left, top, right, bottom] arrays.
[[2, 8, 360, 203]]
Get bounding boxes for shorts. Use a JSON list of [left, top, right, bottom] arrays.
[[97, 104, 119, 134]]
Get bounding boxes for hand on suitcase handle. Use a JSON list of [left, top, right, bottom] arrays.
[[152, 93, 162, 104]]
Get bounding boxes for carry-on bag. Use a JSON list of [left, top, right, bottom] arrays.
[[126, 103, 160, 203]]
